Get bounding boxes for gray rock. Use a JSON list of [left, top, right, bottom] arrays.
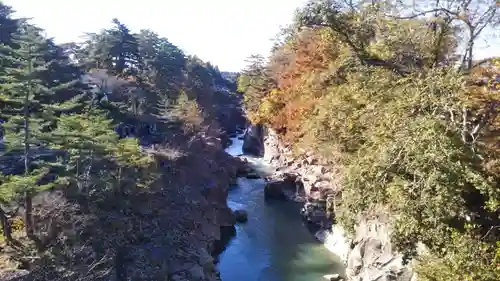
[[190, 265, 206, 280], [233, 209, 248, 223], [198, 248, 214, 270], [264, 181, 287, 200], [242, 124, 264, 156], [236, 165, 259, 179], [262, 127, 415, 281], [313, 180, 331, 190], [245, 172, 260, 179], [301, 200, 331, 227], [323, 273, 341, 281], [347, 241, 363, 276]]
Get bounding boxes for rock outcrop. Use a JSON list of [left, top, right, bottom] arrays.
[[263, 172, 301, 201], [263, 180, 287, 200], [262, 128, 416, 281], [345, 217, 415, 281], [232, 209, 249, 223], [242, 124, 265, 156]]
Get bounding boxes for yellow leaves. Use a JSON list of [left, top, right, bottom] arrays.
[[244, 3, 500, 280], [464, 63, 500, 109], [10, 218, 24, 235], [492, 57, 500, 67], [269, 88, 281, 98], [259, 98, 274, 118], [114, 138, 149, 166]]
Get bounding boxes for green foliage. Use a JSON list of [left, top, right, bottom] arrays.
[[161, 90, 205, 134]]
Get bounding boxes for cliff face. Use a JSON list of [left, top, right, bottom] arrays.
[[263, 129, 417, 281], [154, 135, 241, 281], [2, 134, 242, 281], [241, 124, 265, 157]]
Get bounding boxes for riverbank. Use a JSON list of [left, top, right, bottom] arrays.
[[255, 128, 416, 281], [218, 134, 346, 281], [0, 131, 245, 281]]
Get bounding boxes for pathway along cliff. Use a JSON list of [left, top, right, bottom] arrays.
[[218, 135, 345, 281]]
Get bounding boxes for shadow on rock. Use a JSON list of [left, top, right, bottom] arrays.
[[211, 225, 236, 263], [242, 124, 264, 157], [264, 173, 304, 201]]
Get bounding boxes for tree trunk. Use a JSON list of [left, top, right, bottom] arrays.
[[0, 206, 13, 242], [114, 247, 128, 281], [461, 29, 475, 71], [24, 191, 35, 239], [23, 46, 37, 244], [466, 40, 474, 70], [117, 167, 122, 196]]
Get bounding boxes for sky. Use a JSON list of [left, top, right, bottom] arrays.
[[3, 0, 499, 72], [3, 0, 308, 72]]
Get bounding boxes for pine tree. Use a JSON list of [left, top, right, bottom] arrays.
[[50, 109, 118, 195], [0, 24, 80, 244], [82, 19, 141, 78]]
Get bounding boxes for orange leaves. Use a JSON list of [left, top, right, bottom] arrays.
[[270, 28, 340, 90], [256, 27, 343, 142], [271, 95, 318, 142], [461, 60, 500, 177], [465, 61, 500, 106]]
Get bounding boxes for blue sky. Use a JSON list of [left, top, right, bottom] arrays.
[[3, 0, 498, 72]]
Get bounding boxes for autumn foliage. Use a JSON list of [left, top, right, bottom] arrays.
[[240, 1, 500, 280]]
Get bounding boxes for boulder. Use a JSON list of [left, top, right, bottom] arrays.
[[300, 200, 332, 229], [233, 209, 248, 223], [211, 225, 236, 258], [242, 124, 264, 156], [245, 172, 260, 179], [344, 218, 416, 281], [323, 273, 341, 281], [236, 163, 257, 178], [264, 181, 287, 200], [263, 173, 304, 201]]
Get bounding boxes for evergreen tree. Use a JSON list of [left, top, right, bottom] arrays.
[[0, 23, 55, 244], [0, 23, 88, 245]]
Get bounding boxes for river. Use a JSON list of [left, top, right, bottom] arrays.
[[218, 135, 345, 281]]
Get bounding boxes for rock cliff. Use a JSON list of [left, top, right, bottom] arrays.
[[262, 128, 417, 281], [2, 134, 243, 281], [241, 124, 265, 157]]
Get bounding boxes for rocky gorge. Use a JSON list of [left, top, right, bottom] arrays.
[[3, 122, 418, 281], [241, 125, 418, 281]]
